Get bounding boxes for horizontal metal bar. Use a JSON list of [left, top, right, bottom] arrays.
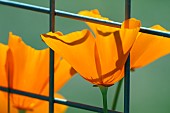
[[140, 27, 170, 37], [0, 0, 170, 37], [55, 11, 170, 37], [55, 10, 121, 28], [0, 0, 50, 13], [54, 98, 121, 113], [0, 86, 49, 101], [49, 0, 55, 112], [0, 86, 122, 113]]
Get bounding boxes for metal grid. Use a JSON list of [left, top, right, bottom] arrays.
[[0, 0, 170, 113]]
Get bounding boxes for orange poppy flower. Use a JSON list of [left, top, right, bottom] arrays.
[[130, 25, 170, 70], [0, 32, 76, 112], [41, 9, 141, 86]]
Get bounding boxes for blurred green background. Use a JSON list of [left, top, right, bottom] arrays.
[[0, 0, 170, 113]]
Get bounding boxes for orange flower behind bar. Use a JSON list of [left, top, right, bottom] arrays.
[[0, 91, 67, 113], [41, 9, 141, 86], [0, 32, 76, 112], [0, 91, 18, 113], [130, 25, 170, 70]]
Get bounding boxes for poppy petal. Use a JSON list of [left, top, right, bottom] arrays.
[[41, 30, 99, 84], [95, 18, 140, 84], [130, 25, 170, 69], [120, 18, 141, 53]]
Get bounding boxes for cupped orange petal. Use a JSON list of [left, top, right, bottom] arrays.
[[94, 18, 140, 85], [41, 30, 100, 84], [130, 25, 170, 69], [26, 93, 67, 113], [120, 18, 141, 53], [79, 9, 141, 85]]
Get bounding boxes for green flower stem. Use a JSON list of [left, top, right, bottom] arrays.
[[99, 85, 108, 113], [112, 79, 123, 110], [19, 109, 26, 113]]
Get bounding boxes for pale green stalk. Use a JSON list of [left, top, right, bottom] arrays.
[[99, 85, 108, 113], [112, 79, 123, 110]]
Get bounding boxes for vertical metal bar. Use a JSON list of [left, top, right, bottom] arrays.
[[49, 0, 55, 113], [124, 0, 131, 113], [8, 70, 10, 113], [125, 0, 131, 19], [8, 91, 10, 113], [124, 57, 130, 113]]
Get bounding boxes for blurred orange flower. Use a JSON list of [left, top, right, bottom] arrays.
[[130, 25, 170, 70], [0, 91, 18, 113], [0, 32, 76, 113], [0, 91, 66, 113], [0, 43, 9, 88], [0, 43, 18, 113], [41, 9, 141, 86]]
